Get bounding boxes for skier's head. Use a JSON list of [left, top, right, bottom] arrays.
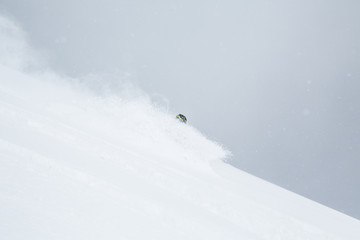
[[176, 114, 187, 124]]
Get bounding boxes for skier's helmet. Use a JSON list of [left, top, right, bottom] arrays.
[[176, 114, 187, 123]]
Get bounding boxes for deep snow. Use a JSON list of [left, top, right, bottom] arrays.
[[1, 15, 360, 240]]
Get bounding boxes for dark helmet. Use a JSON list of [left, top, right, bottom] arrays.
[[176, 114, 187, 123]]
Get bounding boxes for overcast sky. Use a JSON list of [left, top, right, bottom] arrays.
[[1, 0, 359, 219]]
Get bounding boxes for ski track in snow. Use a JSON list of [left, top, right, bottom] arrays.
[[1, 64, 360, 240]]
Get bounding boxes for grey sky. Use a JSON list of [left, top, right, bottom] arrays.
[[1, 0, 360, 219]]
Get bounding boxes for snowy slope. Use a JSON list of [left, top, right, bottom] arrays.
[[1, 17, 360, 240], [1, 66, 360, 240]]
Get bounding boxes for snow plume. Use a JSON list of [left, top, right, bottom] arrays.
[[0, 14, 228, 163], [0, 15, 42, 70], [1, 15, 360, 240]]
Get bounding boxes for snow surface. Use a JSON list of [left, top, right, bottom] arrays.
[[1, 16, 360, 240]]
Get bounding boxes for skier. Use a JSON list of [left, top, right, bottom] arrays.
[[176, 114, 187, 124]]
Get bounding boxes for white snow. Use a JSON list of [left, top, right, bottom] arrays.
[[1, 16, 360, 240]]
